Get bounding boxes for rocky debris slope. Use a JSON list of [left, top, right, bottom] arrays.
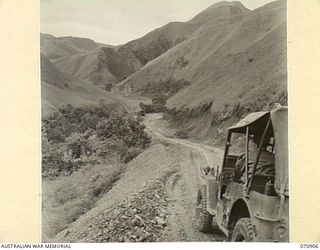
[[52, 131, 224, 242], [51, 144, 177, 242], [62, 175, 172, 242]]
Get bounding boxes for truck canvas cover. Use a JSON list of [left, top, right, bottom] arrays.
[[227, 107, 289, 196]]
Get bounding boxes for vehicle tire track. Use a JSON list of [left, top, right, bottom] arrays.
[[143, 113, 226, 241]]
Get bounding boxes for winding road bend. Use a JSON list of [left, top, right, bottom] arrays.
[[143, 113, 226, 241]]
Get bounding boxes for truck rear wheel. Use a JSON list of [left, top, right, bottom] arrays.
[[195, 187, 212, 232], [231, 218, 255, 242]]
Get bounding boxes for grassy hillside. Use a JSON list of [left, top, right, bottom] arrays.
[[40, 1, 288, 242], [51, 46, 143, 89], [40, 33, 111, 60], [51, 51, 99, 84], [41, 53, 129, 116], [43, 2, 242, 88], [41, 0, 287, 140], [116, 0, 287, 140]]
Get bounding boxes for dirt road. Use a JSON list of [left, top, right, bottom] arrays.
[[143, 113, 226, 241], [52, 113, 227, 242]]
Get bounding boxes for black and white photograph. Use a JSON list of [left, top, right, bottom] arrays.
[[40, 0, 288, 242]]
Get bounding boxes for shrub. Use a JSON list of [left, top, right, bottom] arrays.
[[42, 104, 151, 179], [104, 83, 113, 91]]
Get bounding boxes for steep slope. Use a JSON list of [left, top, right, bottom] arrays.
[[40, 33, 110, 60], [51, 46, 143, 88], [116, 1, 252, 94], [117, 0, 287, 139], [120, 21, 199, 66], [41, 54, 129, 116], [191, 1, 249, 22], [90, 46, 142, 87], [167, 0, 287, 109], [51, 51, 100, 85], [121, 1, 249, 66], [41, 53, 69, 89], [43, 2, 249, 88], [43, 19, 199, 87]]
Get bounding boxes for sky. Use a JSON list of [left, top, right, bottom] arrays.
[[40, 0, 277, 46]]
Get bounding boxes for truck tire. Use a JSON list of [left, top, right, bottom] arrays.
[[231, 218, 255, 242], [195, 186, 212, 233]]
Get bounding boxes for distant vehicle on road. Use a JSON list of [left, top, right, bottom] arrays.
[[196, 106, 289, 242]]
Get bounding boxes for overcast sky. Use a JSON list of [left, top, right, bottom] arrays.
[[40, 0, 277, 46]]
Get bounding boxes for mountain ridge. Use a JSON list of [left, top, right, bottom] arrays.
[[41, 0, 287, 140], [41, 53, 129, 116], [41, 1, 252, 88], [116, 0, 287, 139]]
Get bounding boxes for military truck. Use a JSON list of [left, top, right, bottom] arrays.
[[195, 106, 289, 242]]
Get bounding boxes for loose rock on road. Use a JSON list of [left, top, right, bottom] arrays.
[[143, 113, 226, 241]]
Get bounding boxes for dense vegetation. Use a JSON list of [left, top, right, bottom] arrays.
[[42, 104, 151, 179]]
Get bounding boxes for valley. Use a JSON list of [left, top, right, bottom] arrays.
[[41, 0, 287, 242]]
